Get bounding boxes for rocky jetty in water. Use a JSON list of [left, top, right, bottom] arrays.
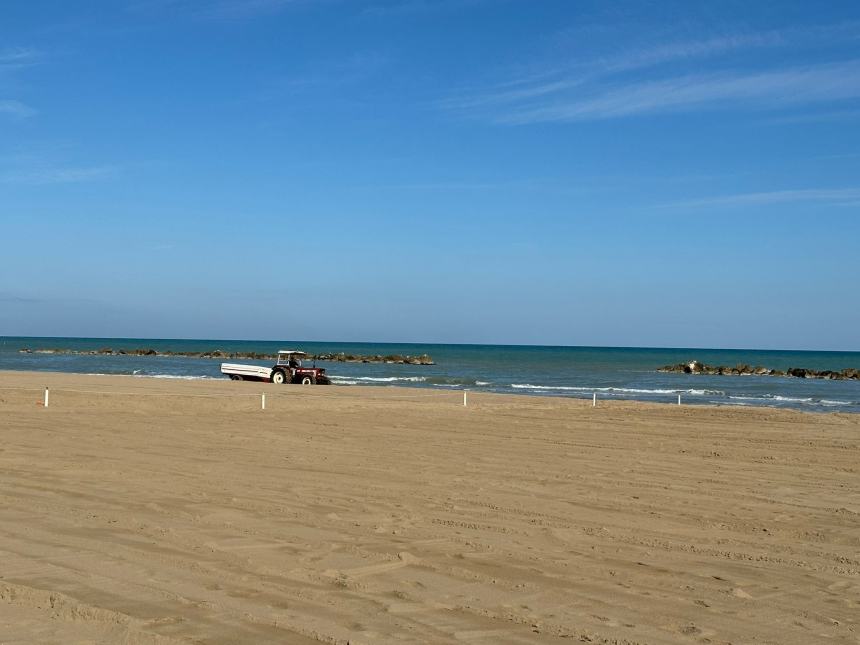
[[18, 348, 435, 365], [659, 361, 859, 380]]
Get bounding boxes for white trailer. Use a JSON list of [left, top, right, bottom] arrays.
[[220, 363, 273, 382]]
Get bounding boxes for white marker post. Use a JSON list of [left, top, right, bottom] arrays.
[[593, 392, 597, 407], [44, 387, 49, 408], [678, 393, 682, 406], [463, 390, 468, 407], [261, 393, 266, 410]]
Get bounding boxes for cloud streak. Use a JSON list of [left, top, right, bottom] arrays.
[[203, 0, 307, 19], [362, 0, 488, 17], [0, 47, 41, 67], [762, 108, 860, 125], [594, 32, 784, 75], [128, 0, 312, 20], [0, 99, 36, 118], [444, 22, 860, 124], [0, 165, 115, 185], [441, 31, 791, 112], [0, 48, 41, 119], [495, 61, 860, 124], [664, 188, 860, 209]]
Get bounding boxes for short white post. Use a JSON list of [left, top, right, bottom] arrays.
[[44, 387, 49, 408], [463, 390, 468, 407], [592, 392, 597, 407], [261, 393, 266, 410], [678, 393, 682, 406]]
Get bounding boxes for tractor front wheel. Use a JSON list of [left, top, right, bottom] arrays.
[[301, 375, 315, 385]]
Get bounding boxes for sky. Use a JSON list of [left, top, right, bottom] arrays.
[[1, 0, 859, 350]]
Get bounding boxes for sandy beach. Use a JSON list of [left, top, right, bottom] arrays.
[[0, 370, 858, 644]]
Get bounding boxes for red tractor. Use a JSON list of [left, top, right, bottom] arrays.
[[270, 350, 330, 385]]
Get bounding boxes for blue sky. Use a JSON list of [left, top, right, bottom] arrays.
[[1, 0, 858, 349]]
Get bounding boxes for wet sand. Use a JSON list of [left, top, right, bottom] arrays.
[[0, 370, 858, 644]]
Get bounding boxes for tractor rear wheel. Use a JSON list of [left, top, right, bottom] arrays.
[[272, 370, 286, 384]]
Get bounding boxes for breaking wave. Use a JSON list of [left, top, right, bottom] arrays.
[[511, 384, 724, 396], [329, 375, 492, 388], [133, 373, 215, 380], [329, 375, 426, 383], [728, 394, 853, 407]]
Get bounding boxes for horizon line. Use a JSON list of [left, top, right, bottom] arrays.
[[2, 335, 857, 354]]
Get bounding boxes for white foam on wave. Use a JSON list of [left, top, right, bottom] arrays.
[[728, 394, 853, 406], [772, 395, 813, 403], [820, 399, 852, 406], [329, 375, 426, 383], [135, 373, 214, 380], [730, 394, 811, 403], [88, 372, 213, 380], [329, 375, 491, 388], [511, 384, 723, 396]]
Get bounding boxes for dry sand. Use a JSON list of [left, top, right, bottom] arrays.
[[0, 370, 858, 644]]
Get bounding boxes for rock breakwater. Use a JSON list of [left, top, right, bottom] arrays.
[[659, 361, 859, 380], [19, 348, 435, 365]]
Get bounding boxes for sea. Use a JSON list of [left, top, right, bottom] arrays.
[[1, 337, 859, 413]]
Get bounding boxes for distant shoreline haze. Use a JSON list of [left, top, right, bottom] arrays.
[[1, 336, 857, 354]]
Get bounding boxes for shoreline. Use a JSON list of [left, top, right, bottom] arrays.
[[0, 368, 853, 417]]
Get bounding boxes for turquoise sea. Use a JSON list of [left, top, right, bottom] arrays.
[[1, 337, 859, 413]]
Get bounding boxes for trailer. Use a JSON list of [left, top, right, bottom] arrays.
[[221, 350, 330, 385], [220, 363, 272, 382]]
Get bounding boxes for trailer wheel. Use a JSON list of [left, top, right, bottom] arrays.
[[301, 375, 315, 385], [272, 370, 287, 385], [230, 375, 243, 381]]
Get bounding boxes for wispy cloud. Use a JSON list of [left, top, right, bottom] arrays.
[[0, 47, 41, 67], [363, 0, 489, 17], [441, 31, 789, 112], [0, 99, 36, 118], [282, 52, 389, 90], [203, 0, 307, 19], [762, 108, 860, 126], [0, 48, 41, 119], [443, 22, 860, 124], [496, 61, 860, 124], [664, 188, 860, 209], [128, 0, 313, 20], [0, 165, 115, 185], [596, 32, 784, 75]]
